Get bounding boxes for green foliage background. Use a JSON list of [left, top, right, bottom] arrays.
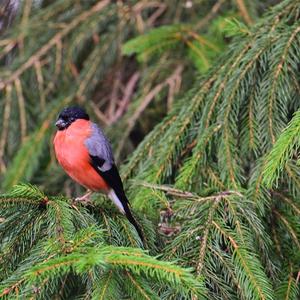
[[0, 0, 300, 299]]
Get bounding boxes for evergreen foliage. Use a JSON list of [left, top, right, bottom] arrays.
[[0, 184, 206, 299], [1, 0, 300, 299], [263, 110, 300, 187], [122, 24, 223, 73], [0, 0, 269, 185], [121, 0, 300, 299]]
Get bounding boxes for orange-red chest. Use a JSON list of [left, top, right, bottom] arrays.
[[53, 120, 109, 191]]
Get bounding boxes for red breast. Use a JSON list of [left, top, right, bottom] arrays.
[[53, 119, 109, 191]]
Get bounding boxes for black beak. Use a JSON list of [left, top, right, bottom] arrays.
[[55, 119, 66, 130]]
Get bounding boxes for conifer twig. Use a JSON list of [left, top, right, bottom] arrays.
[[0, 85, 12, 173], [0, 0, 110, 90], [135, 181, 243, 201]]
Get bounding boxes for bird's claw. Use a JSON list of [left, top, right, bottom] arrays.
[[73, 191, 93, 205], [73, 197, 91, 204]]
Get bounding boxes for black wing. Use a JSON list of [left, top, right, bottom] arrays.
[[89, 155, 144, 241], [90, 155, 128, 205]]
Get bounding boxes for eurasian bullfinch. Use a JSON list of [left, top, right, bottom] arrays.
[[53, 106, 143, 241]]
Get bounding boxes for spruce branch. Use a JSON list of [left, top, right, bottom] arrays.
[[1, 1, 300, 299], [0, 0, 110, 90], [263, 110, 300, 187]]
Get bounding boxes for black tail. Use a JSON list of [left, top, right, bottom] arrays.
[[94, 164, 144, 242], [123, 202, 144, 242]]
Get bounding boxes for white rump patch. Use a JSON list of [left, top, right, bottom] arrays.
[[108, 189, 125, 214]]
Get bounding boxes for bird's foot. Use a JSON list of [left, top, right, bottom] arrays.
[[74, 190, 93, 205]]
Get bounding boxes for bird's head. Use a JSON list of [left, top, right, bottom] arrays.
[[55, 106, 90, 130]]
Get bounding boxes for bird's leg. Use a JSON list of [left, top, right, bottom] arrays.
[[74, 190, 93, 203]]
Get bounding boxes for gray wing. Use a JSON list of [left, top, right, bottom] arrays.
[[84, 122, 128, 204], [84, 123, 114, 172], [85, 123, 144, 240], [85, 122, 130, 208]]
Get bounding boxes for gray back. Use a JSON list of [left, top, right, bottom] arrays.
[[84, 123, 114, 171]]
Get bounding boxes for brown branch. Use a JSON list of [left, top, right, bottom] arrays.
[[235, 0, 253, 25], [44, 40, 63, 96], [146, 3, 167, 27], [135, 181, 243, 201], [89, 102, 110, 126], [285, 164, 300, 188], [54, 40, 63, 76], [15, 78, 27, 141], [110, 71, 140, 124], [0, 85, 12, 173], [35, 60, 46, 110], [133, 1, 166, 32], [18, 0, 33, 57], [126, 271, 151, 300], [195, 0, 226, 31], [166, 66, 182, 111], [296, 270, 300, 285], [115, 64, 183, 159], [128, 65, 183, 128], [0, 279, 25, 298], [0, 40, 16, 61], [108, 71, 122, 120]]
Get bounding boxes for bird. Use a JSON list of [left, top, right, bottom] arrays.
[[53, 106, 143, 241]]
